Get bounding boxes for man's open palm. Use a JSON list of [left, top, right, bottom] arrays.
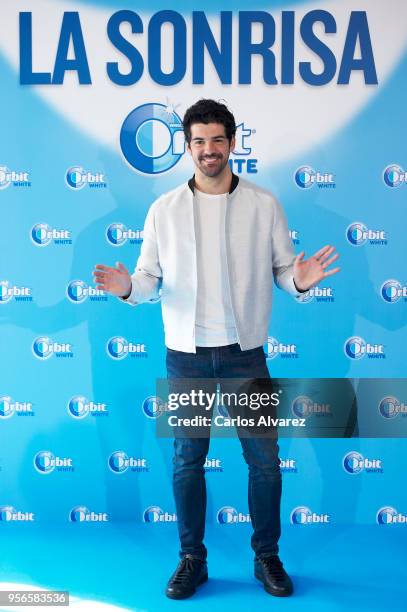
[[293, 245, 340, 292], [93, 262, 132, 297]]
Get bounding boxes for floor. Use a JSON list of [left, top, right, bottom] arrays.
[[0, 523, 405, 611]]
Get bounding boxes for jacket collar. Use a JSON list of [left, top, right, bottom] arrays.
[[188, 172, 239, 194]]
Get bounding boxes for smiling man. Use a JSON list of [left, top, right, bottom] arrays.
[[93, 98, 340, 600]]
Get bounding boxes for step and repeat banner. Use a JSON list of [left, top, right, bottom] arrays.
[[0, 0, 406, 527]]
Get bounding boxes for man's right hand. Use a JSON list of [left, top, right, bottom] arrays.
[[93, 262, 132, 298]]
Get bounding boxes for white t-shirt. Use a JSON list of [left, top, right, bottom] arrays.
[[194, 188, 238, 346]]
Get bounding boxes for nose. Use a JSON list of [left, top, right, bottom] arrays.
[[203, 141, 218, 156]]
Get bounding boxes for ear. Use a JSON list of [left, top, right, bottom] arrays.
[[230, 135, 236, 153], [186, 141, 192, 156]]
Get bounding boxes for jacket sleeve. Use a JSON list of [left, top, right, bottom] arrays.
[[118, 200, 162, 306], [271, 197, 304, 297]]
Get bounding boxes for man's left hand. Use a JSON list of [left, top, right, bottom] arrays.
[[293, 244, 340, 292]]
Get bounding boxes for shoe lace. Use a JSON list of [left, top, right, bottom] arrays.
[[172, 555, 202, 584], [260, 556, 286, 581]]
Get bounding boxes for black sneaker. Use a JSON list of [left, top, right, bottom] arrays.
[[165, 554, 208, 599], [254, 555, 293, 597]]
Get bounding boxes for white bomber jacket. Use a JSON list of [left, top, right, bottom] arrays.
[[120, 174, 303, 353]]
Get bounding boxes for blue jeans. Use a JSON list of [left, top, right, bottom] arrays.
[[166, 343, 282, 561]]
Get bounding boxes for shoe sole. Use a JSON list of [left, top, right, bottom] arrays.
[[165, 573, 208, 600], [254, 570, 293, 597]]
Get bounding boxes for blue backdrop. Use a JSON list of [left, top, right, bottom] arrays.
[[0, 0, 406, 529]]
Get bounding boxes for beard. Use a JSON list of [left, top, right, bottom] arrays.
[[197, 153, 229, 177]]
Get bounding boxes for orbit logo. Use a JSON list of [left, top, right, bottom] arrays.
[[143, 506, 177, 523], [106, 336, 147, 359], [289, 229, 300, 245], [344, 336, 385, 360], [376, 506, 407, 525], [279, 458, 298, 473], [69, 506, 108, 522], [0, 506, 34, 522], [105, 223, 143, 246], [378, 396, 407, 419], [294, 166, 335, 189], [30, 223, 72, 247], [0, 396, 34, 418], [32, 337, 74, 359], [120, 102, 185, 175], [265, 337, 298, 360], [216, 506, 251, 524], [291, 396, 331, 418], [65, 166, 106, 190], [228, 122, 258, 175], [0, 166, 31, 189], [66, 280, 107, 303], [343, 451, 383, 474], [290, 506, 330, 524], [67, 396, 108, 419], [108, 452, 149, 473], [346, 222, 387, 246], [383, 164, 407, 188], [0, 281, 32, 303], [142, 395, 166, 419], [296, 286, 334, 303], [33, 451, 74, 474], [204, 458, 223, 473], [380, 280, 407, 303]]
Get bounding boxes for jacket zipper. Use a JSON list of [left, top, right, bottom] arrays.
[[224, 192, 242, 347], [191, 188, 198, 353]]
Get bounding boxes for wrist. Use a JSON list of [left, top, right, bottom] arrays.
[[121, 283, 132, 299], [293, 278, 308, 293]]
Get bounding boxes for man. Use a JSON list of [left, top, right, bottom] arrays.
[[93, 99, 340, 599]]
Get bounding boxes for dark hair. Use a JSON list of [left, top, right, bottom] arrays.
[[183, 98, 236, 144]]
